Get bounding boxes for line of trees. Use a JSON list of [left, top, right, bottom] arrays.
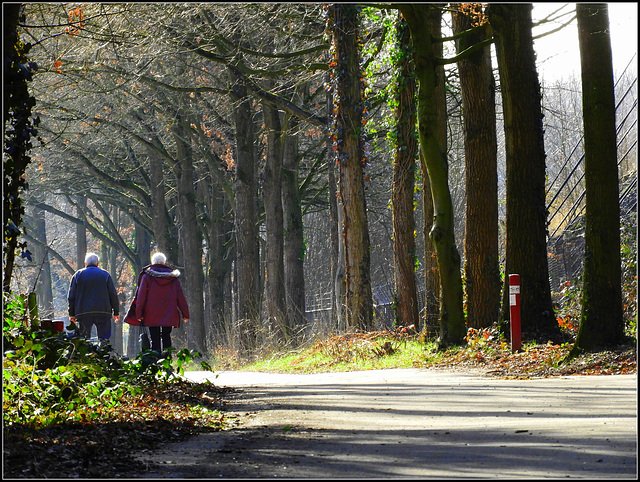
[[5, 3, 634, 358]]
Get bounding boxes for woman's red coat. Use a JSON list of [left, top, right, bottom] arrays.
[[135, 264, 190, 327]]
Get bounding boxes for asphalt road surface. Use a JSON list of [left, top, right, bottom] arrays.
[[130, 368, 637, 479]]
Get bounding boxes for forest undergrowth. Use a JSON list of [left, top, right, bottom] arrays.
[[4, 300, 637, 479], [226, 325, 637, 379]]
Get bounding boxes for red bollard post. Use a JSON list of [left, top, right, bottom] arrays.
[[509, 274, 521, 353]]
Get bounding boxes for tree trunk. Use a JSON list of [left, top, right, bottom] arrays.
[[573, 3, 624, 352], [203, 165, 232, 346], [327, 3, 373, 331], [3, 3, 34, 293], [392, 13, 419, 331], [263, 102, 289, 339], [327, 73, 347, 332], [173, 120, 206, 355], [232, 84, 261, 350], [127, 223, 150, 357], [148, 153, 177, 262], [76, 196, 87, 270], [489, 4, 559, 341], [420, 150, 439, 333], [32, 204, 54, 319], [400, 4, 466, 345], [103, 231, 122, 354], [425, 6, 447, 335], [282, 112, 307, 332], [453, 5, 500, 329]]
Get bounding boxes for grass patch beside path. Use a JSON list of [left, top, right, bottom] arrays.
[[246, 332, 433, 373], [214, 329, 637, 379]]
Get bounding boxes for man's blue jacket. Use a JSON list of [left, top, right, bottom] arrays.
[[68, 265, 119, 319]]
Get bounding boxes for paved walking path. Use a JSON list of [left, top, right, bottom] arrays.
[[132, 369, 637, 478]]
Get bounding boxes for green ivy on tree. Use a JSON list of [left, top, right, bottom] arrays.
[[3, 4, 40, 292]]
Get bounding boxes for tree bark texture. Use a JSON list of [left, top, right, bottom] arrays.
[[327, 74, 347, 332], [148, 153, 178, 262], [489, 4, 559, 340], [453, 5, 500, 329], [427, 5, 447, 334], [232, 84, 261, 350], [400, 4, 466, 345], [420, 151, 439, 332], [32, 204, 54, 319], [263, 102, 289, 339], [574, 3, 624, 350], [329, 134, 347, 332], [392, 14, 419, 331], [76, 197, 87, 270], [3, 4, 33, 293], [173, 120, 206, 355], [203, 166, 233, 345], [282, 112, 307, 330], [328, 3, 373, 331], [127, 224, 150, 357], [103, 237, 123, 354]]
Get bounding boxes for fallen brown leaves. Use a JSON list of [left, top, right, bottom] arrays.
[[428, 341, 637, 379], [3, 379, 236, 479]]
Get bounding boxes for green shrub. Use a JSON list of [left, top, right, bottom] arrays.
[[3, 293, 208, 429]]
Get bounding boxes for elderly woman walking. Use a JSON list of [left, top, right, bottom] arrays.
[[134, 252, 189, 352]]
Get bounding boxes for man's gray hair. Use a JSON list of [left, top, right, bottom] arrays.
[[85, 252, 99, 266], [151, 252, 167, 265]]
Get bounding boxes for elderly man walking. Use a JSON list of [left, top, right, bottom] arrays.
[[68, 252, 120, 343]]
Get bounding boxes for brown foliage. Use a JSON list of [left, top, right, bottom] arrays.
[[3, 380, 235, 478]]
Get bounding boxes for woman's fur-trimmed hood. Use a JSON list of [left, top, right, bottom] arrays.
[[144, 265, 181, 280]]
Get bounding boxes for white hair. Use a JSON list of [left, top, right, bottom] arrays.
[[151, 252, 167, 265], [85, 252, 99, 266]]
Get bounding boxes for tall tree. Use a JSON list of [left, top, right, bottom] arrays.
[[127, 224, 151, 357], [282, 109, 307, 330], [399, 4, 466, 345], [426, 5, 447, 334], [453, 4, 500, 329], [139, 110, 179, 263], [326, 71, 347, 332], [327, 4, 373, 331], [173, 115, 207, 355], [4, 3, 38, 292], [488, 4, 560, 341], [202, 165, 233, 345], [102, 231, 122, 353], [571, 3, 624, 353], [75, 197, 87, 271], [30, 204, 54, 319], [263, 101, 289, 338], [232, 81, 261, 349], [391, 13, 419, 330]]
